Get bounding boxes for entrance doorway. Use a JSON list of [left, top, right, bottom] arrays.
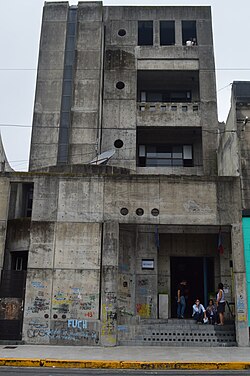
[[170, 257, 214, 318]]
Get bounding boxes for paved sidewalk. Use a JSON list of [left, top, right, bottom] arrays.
[[0, 345, 250, 370]]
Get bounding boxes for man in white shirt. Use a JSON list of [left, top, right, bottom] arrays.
[[192, 298, 208, 323]]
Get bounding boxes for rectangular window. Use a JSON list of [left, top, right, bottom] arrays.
[[138, 21, 153, 46], [160, 21, 175, 45], [11, 251, 28, 271], [139, 90, 191, 103], [138, 144, 193, 167], [182, 21, 197, 46]]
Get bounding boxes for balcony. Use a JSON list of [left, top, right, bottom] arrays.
[[137, 70, 201, 127], [137, 102, 201, 128]]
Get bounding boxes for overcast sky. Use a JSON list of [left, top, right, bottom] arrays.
[[0, 0, 249, 171]]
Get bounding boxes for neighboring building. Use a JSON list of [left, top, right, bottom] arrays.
[[218, 81, 250, 329], [0, 2, 249, 347]]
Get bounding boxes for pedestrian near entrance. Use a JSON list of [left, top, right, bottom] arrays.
[[192, 298, 207, 323], [177, 279, 187, 319], [216, 282, 225, 325], [206, 299, 217, 324]]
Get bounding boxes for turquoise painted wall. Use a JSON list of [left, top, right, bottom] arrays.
[[242, 217, 250, 326]]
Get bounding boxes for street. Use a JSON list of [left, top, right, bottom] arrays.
[[1, 369, 250, 376]]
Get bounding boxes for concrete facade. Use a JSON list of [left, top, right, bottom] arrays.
[[0, 3, 249, 347], [218, 81, 250, 342]]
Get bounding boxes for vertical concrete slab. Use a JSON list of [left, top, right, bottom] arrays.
[[231, 224, 249, 346], [101, 221, 119, 346], [0, 179, 10, 270], [70, 2, 104, 164], [29, 3, 68, 170]]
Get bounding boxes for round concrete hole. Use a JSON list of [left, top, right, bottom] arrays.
[[151, 208, 159, 216], [136, 208, 144, 216], [118, 29, 126, 37], [116, 81, 125, 90], [120, 207, 129, 216], [114, 139, 124, 148]]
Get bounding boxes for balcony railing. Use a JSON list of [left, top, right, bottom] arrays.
[[137, 102, 199, 113]]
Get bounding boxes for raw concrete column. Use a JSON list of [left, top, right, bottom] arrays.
[[175, 20, 182, 46], [231, 224, 249, 346], [100, 221, 119, 346]]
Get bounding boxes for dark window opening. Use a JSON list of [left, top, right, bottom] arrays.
[[24, 184, 33, 218], [138, 144, 193, 167], [160, 21, 175, 46], [140, 90, 191, 103], [182, 21, 197, 46], [138, 21, 153, 46], [8, 183, 34, 219], [137, 71, 200, 104], [11, 251, 28, 271]]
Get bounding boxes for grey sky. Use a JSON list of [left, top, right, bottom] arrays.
[[0, 0, 249, 171]]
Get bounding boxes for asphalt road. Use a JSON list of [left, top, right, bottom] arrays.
[[1, 369, 250, 376]]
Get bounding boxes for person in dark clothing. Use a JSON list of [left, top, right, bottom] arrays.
[[206, 299, 217, 324], [177, 280, 187, 319]]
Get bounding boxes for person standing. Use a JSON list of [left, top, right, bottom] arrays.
[[216, 282, 225, 325], [177, 280, 187, 319]]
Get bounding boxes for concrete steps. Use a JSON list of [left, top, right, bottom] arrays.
[[118, 319, 236, 347]]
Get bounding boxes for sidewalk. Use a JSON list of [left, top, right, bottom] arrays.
[[0, 345, 250, 370]]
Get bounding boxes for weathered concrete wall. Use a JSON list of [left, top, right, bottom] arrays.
[[29, 3, 218, 177], [101, 221, 119, 346], [0, 169, 246, 345], [23, 220, 102, 345], [0, 178, 9, 271], [70, 2, 103, 165], [29, 3, 68, 170], [218, 97, 239, 177]]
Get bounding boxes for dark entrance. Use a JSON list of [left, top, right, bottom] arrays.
[[0, 251, 28, 340], [170, 257, 214, 318]]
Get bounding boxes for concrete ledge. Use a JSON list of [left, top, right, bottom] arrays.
[[1, 359, 250, 370]]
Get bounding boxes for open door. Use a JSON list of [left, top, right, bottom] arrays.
[[170, 257, 214, 318]]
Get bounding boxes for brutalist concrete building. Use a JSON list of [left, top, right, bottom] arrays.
[[0, 2, 249, 347]]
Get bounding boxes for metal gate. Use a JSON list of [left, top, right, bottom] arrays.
[[0, 270, 26, 340]]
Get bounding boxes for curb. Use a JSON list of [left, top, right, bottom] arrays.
[[0, 359, 250, 370]]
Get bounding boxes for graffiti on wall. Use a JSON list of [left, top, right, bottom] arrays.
[[28, 297, 50, 314], [26, 319, 99, 343], [52, 289, 97, 318], [136, 303, 151, 318], [101, 292, 117, 344]]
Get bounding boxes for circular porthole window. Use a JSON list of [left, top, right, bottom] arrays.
[[136, 208, 144, 216], [118, 29, 126, 37], [114, 139, 124, 148], [151, 208, 159, 217], [116, 81, 125, 90], [120, 208, 129, 216]]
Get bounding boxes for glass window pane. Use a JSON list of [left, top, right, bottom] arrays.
[[147, 92, 162, 102], [138, 21, 153, 46], [172, 159, 183, 166], [160, 21, 175, 46]]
